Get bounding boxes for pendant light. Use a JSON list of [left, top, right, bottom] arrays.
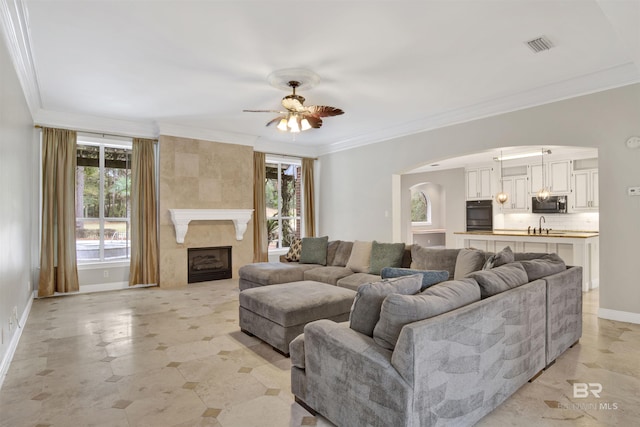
[[495, 150, 508, 205], [536, 147, 550, 202]]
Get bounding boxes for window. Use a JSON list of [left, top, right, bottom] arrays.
[[411, 190, 431, 224], [76, 140, 132, 263], [265, 158, 302, 249]]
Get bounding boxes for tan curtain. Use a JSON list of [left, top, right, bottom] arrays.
[[129, 138, 159, 286], [253, 152, 268, 262], [302, 157, 316, 237], [38, 127, 79, 297]]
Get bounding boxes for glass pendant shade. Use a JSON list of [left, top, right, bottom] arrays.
[[536, 148, 549, 202], [300, 118, 312, 131], [496, 191, 508, 204]]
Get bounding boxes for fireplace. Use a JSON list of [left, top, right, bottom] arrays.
[[187, 246, 232, 283]]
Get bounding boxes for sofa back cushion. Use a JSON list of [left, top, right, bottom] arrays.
[[369, 241, 406, 275], [332, 241, 354, 267], [519, 253, 566, 281], [410, 245, 461, 278], [483, 246, 515, 269], [467, 262, 529, 298], [349, 274, 423, 337], [346, 240, 373, 273], [453, 248, 486, 279], [299, 236, 329, 265], [381, 267, 449, 291], [325, 240, 341, 266], [372, 278, 481, 350]]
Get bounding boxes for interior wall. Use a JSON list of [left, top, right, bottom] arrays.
[[158, 135, 253, 287], [318, 84, 640, 319], [403, 169, 465, 246], [0, 35, 37, 379]]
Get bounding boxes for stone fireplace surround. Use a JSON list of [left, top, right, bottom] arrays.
[[159, 135, 254, 288]]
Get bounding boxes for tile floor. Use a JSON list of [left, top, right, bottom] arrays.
[[0, 279, 638, 426]]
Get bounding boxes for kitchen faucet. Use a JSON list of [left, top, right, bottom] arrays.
[[539, 215, 546, 234]]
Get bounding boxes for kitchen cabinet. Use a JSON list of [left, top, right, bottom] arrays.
[[501, 176, 529, 212], [530, 160, 571, 195], [466, 167, 492, 200], [548, 160, 571, 193], [572, 169, 599, 211]]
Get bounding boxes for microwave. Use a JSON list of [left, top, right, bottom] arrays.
[[531, 195, 567, 213]]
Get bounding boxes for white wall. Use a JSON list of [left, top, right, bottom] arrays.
[[318, 84, 640, 320], [0, 35, 37, 383]]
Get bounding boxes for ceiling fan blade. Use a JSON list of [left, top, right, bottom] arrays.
[[306, 105, 344, 117], [243, 109, 285, 113], [305, 116, 323, 129], [265, 116, 286, 127]]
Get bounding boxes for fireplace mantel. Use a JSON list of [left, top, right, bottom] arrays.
[[168, 209, 254, 244]]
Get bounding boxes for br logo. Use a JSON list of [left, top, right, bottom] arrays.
[[573, 382, 602, 398]]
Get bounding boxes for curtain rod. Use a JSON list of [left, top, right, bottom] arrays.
[[34, 125, 157, 142], [260, 151, 318, 161]]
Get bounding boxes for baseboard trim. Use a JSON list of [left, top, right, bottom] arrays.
[[598, 308, 640, 325], [0, 291, 35, 390]]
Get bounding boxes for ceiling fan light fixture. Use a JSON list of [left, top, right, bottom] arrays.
[[300, 118, 311, 131], [277, 118, 288, 131]]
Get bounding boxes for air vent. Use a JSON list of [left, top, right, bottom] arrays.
[[526, 36, 553, 53]]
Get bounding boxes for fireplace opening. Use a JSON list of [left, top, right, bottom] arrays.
[[187, 246, 232, 283]]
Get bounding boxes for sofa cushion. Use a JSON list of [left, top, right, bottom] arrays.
[[304, 266, 354, 286], [369, 241, 406, 275], [336, 273, 382, 291], [332, 241, 354, 267], [349, 274, 423, 337], [238, 262, 319, 286], [483, 246, 515, 269], [380, 267, 449, 290], [467, 262, 529, 298], [410, 245, 461, 278], [300, 236, 329, 265], [326, 240, 341, 266], [372, 278, 481, 350], [346, 240, 373, 273], [453, 248, 486, 279], [519, 253, 566, 281], [284, 238, 302, 262]]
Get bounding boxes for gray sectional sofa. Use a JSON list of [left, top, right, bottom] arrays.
[[238, 239, 582, 426]]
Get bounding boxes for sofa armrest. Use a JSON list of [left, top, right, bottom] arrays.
[[302, 319, 413, 427], [544, 266, 582, 364], [391, 279, 547, 426]]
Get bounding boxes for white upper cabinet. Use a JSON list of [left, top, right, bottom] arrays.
[[548, 160, 571, 194], [571, 158, 599, 211], [466, 167, 493, 200], [501, 165, 529, 212]]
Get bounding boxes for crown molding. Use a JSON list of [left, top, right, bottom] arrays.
[[0, 0, 41, 116], [34, 109, 157, 138], [157, 122, 258, 147], [317, 62, 640, 156], [253, 138, 319, 158]]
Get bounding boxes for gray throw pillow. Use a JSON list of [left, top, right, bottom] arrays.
[[453, 248, 486, 279], [349, 274, 423, 337], [380, 267, 449, 290], [326, 240, 341, 266], [332, 241, 353, 266], [519, 253, 566, 281], [369, 241, 406, 275], [467, 262, 529, 298], [372, 279, 481, 350], [410, 245, 461, 278], [493, 246, 514, 267], [299, 236, 329, 265]]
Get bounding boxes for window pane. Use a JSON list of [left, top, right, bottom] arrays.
[[281, 219, 301, 247], [267, 218, 280, 249], [281, 164, 301, 218], [104, 220, 130, 261], [76, 218, 101, 262], [103, 147, 131, 218], [76, 165, 99, 219], [411, 192, 428, 222]]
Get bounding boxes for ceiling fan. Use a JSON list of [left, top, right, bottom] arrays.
[[244, 80, 344, 133]]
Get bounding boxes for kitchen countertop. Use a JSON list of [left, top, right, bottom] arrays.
[[454, 229, 599, 239]]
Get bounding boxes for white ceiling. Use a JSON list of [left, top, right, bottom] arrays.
[[2, 0, 639, 156]]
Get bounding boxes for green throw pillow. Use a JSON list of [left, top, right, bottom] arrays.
[[369, 241, 406, 275], [299, 236, 329, 265]]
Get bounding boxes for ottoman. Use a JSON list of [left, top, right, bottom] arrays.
[[239, 280, 356, 355]]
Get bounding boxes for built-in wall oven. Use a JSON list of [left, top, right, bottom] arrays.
[[466, 200, 493, 232]]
